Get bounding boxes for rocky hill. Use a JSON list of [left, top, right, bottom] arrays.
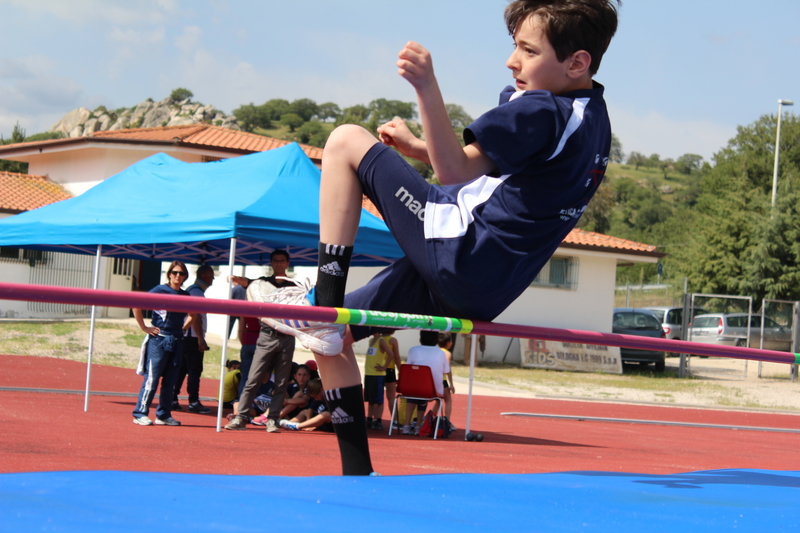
[[50, 96, 240, 138]]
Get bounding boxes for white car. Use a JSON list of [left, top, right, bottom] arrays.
[[688, 313, 792, 352]]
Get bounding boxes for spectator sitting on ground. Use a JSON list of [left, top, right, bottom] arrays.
[[305, 359, 320, 380], [219, 359, 241, 410], [279, 378, 333, 432], [280, 364, 312, 420], [247, 375, 276, 425], [402, 330, 450, 435]]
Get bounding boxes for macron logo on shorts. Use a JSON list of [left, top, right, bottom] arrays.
[[320, 261, 344, 277], [330, 407, 354, 425], [395, 186, 426, 222]]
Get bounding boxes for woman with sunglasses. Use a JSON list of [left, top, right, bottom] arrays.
[[132, 260, 192, 426]]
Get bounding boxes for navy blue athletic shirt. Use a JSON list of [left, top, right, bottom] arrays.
[[148, 284, 189, 337], [423, 82, 611, 320]]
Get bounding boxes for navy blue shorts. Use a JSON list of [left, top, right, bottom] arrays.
[[363, 375, 385, 404], [345, 144, 457, 341]]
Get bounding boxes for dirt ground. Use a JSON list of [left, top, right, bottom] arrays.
[[2, 318, 799, 413]]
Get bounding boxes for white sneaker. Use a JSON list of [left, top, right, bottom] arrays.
[[258, 278, 345, 356], [133, 416, 153, 426], [401, 424, 412, 435], [246, 279, 278, 302]]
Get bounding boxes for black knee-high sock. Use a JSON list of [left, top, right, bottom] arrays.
[[325, 385, 374, 476], [316, 242, 353, 308]]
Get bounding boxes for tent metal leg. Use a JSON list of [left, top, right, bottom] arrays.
[[216, 238, 237, 432], [84, 245, 102, 412], [464, 333, 477, 440]]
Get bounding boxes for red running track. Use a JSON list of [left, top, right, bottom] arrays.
[[2, 354, 799, 476]]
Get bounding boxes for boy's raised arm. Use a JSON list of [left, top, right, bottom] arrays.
[[390, 41, 495, 185]]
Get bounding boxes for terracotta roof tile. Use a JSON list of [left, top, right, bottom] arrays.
[[362, 197, 660, 256], [92, 124, 208, 142], [0, 171, 72, 213], [93, 124, 324, 161], [562, 227, 660, 254]]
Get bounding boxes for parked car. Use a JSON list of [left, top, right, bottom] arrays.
[[612, 308, 666, 371], [643, 306, 708, 341], [688, 313, 792, 352], [644, 306, 709, 356]]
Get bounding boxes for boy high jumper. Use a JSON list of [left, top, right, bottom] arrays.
[[250, 0, 620, 475]]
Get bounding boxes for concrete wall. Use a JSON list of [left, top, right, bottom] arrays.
[[26, 146, 207, 196]]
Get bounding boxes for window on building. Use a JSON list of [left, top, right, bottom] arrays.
[[0, 247, 48, 265], [529, 256, 578, 290]]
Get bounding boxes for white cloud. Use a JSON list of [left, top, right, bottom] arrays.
[[607, 104, 736, 162], [108, 26, 165, 45], [175, 26, 202, 55], [0, 55, 84, 135], [1, 0, 177, 26]]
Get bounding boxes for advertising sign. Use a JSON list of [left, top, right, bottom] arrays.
[[520, 339, 622, 374]]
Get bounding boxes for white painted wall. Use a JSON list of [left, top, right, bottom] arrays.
[[26, 145, 207, 196], [482, 250, 619, 364]]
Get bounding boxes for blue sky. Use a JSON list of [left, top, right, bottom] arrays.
[[1, 0, 798, 163]]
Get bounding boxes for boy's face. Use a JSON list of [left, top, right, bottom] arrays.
[[270, 255, 289, 277], [295, 368, 310, 387], [506, 15, 577, 94]]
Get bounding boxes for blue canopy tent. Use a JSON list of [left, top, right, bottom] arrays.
[[0, 143, 401, 265], [0, 143, 402, 422]]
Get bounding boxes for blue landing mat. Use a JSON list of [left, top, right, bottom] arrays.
[[1, 469, 798, 532]]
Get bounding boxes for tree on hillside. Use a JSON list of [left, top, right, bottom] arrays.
[[316, 102, 341, 122], [627, 151, 646, 170], [337, 104, 370, 126], [279, 113, 304, 132], [446, 104, 473, 131], [658, 158, 674, 179], [262, 99, 292, 122], [674, 153, 703, 175], [293, 120, 327, 147], [368, 99, 416, 123], [289, 99, 319, 122], [233, 103, 268, 132], [170, 88, 194, 102], [0, 123, 27, 173], [609, 133, 624, 163], [576, 178, 614, 234]]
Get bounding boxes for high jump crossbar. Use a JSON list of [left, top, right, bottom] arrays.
[[0, 282, 797, 365]]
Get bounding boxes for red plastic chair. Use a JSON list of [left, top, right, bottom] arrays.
[[389, 364, 444, 439]]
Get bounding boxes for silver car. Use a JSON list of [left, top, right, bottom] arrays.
[[688, 313, 792, 352], [644, 306, 709, 342]]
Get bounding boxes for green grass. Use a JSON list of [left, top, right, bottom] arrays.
[[122, 333, 145, 348], [0, 321, 82, 336]]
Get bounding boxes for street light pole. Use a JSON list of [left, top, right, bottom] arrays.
[[772, 99, 794, 208]]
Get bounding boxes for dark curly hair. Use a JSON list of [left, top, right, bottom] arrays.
[[504, 0, 620, 75]]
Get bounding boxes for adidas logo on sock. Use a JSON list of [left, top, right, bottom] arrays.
[[320, 261, 344, 277], [330, 406, 354, 424]]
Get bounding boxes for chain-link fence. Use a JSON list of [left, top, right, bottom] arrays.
[[614, 283, 684, 308], [683, 294, 753, 379], [757, 299, 798, 381]]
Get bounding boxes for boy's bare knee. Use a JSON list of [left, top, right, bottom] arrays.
[[325, 124, 378, 158]]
